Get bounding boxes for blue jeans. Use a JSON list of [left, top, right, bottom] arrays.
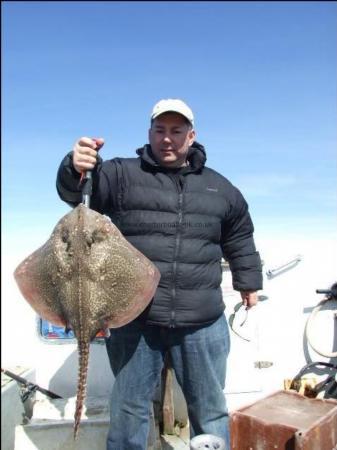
[[105, 314, 230, 450]]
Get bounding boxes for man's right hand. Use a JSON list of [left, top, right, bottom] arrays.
[[72, 137, 105, 174]]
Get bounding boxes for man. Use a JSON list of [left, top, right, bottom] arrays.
[[56, 99, 263, 450]]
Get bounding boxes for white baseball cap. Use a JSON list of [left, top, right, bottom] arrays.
[[151, 99, 194, 126]]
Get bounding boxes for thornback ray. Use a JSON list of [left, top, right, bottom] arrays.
[[14, 204, 160, 438]]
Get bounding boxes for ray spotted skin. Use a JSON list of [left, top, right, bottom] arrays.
[[14, 204, 160, 438]]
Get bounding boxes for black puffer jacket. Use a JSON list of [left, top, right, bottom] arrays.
[[56, 142, 262, 327]]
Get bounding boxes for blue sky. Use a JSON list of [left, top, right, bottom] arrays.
[[2, 1, 336, 257]]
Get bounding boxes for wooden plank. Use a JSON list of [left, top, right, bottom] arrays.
[[161, 354, 175, 435]]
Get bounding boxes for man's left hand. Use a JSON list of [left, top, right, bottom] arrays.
[[240, 291, 258, 309]]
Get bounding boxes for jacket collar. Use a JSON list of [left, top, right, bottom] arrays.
[[136, 141, 207, 173]]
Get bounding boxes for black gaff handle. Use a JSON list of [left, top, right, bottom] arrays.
[[81, 137, 102, 208], [82, 170, 92, 208]]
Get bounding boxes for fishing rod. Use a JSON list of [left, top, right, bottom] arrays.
[[1, 368, 62, 402]]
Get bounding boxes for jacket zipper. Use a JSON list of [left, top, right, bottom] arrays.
[[170, 176, 185, 327]]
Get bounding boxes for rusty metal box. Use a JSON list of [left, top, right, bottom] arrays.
[[230, 390, 337, 450]]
